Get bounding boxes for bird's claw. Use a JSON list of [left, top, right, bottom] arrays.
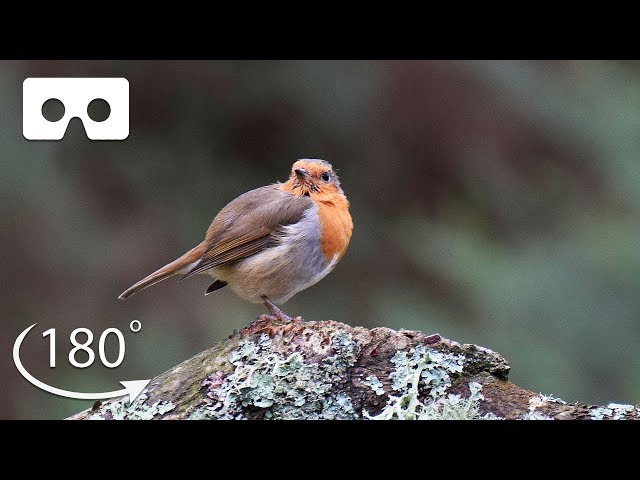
[[261, 295, 294, 322]]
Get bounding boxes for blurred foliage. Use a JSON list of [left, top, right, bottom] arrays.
[[1, 60, 640, 419]]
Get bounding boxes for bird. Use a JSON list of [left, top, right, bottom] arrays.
[[118, 159, 353, 321]]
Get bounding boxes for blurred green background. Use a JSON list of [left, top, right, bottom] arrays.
[[2, 60, 639, 419]]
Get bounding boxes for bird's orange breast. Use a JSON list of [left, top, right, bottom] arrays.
[[316, 196, 353, 262], [277, 179, 353, 263]]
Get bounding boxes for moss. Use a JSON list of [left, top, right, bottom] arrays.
[[191, 331, 360, 419]]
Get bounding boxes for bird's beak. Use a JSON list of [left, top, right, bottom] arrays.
[[294, 168, 310, 180]]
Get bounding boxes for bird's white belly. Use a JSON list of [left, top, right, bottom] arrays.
[[213, 204, 338, 304]]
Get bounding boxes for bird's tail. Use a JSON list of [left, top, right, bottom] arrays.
[[118, 243, 207, 300]]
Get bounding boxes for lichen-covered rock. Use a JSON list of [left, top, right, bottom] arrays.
[[87, 393, 175, 420], [192, 331, 359, 419], [69, 316, 640, 420]]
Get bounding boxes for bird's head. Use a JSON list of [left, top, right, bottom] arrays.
[[283, 159, 344, 200]]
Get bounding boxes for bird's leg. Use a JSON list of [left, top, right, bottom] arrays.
[[261, 295, 294, 322]]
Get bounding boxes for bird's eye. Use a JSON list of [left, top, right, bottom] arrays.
[[321, 172, 331, 182]]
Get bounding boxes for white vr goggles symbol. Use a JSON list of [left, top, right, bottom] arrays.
[[23, 78, 129, 140]]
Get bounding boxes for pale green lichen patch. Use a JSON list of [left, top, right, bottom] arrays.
[[607, 403, 634, 419], [411, 382, 501, 420], [522, 411, 553, 420], [191, 331, 360, 419], [363, 375, 385, 396], [590, 403, 635, 420], [362, 345, 499, 420], [88, 392, 175, 420], [521, 393, 565, 420], [538, 393, 566, 405], [589, 407, 614, 420]]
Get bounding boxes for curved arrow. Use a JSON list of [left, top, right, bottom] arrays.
[[13, 323, 150, 403]]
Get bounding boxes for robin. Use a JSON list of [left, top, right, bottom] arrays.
[[118, 159, 353, 321]]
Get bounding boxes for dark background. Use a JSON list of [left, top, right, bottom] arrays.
[[1, 60, 639, 419]]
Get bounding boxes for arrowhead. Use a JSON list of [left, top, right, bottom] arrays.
[[120, 379, 151, 404]]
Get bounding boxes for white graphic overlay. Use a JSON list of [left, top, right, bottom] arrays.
[[23, 77, 129, 140], [13, 323, 149, 403]]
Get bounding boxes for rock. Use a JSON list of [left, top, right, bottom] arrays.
[[68, 316, 640, 420]]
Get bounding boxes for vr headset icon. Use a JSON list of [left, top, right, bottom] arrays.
[[23, 78, 129, 140]]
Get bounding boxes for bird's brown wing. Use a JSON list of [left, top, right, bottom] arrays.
[[182, 185, 313, 278]]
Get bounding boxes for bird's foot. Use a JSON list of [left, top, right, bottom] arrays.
[[261, 295, 294, 323]]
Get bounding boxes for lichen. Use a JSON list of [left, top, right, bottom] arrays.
[[589, 407, 613, 420], [538, 393, 566, 405], [363, 375, 385, 396], [521, 394, 555, 420], [191, 331, 360, 419], [414, 382, 501, 420], [522, 411, 553, 420], [88, 392, 175, 420], [607, 403, 634, 419], [362, 345, 498, 420], [590, 403, 634, 420]]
